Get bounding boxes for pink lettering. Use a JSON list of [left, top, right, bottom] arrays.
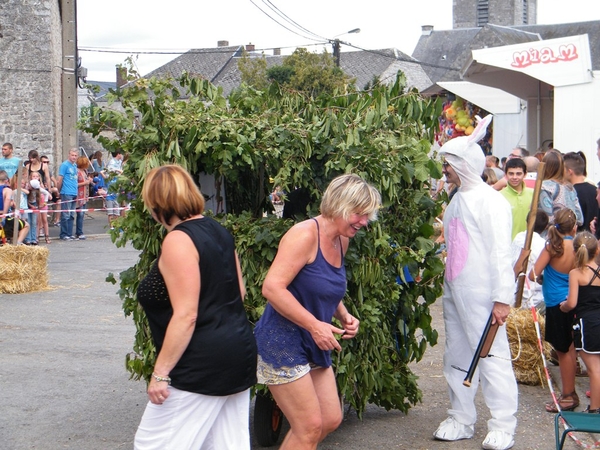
[[511, 44, 579, 68], [558, 44, 578, 61], [511, 50, 532, 68], [540, 47, 557, 64]]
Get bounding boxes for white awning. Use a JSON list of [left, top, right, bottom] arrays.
[[437, 81, 521, 114], [462, 34, 593, 99]]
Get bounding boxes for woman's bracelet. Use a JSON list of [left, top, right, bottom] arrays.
[[152, 373, 171, 384]]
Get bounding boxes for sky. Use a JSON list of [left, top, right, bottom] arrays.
[[77, 0, 600, 82]]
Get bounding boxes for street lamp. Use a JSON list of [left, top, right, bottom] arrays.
[[332, 28, 360, 67]]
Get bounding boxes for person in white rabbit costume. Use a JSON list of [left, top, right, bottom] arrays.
[[434, 115, 518, 450]]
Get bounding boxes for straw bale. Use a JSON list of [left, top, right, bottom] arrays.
[[0, 245, 49, 294], [506, 308, 553, 386]]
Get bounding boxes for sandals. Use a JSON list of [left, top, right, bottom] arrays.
[[45, 237, 51, 244], [546, 392, 580, 413]]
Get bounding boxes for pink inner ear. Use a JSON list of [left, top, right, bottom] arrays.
[[446, 217, 469, 282], [467, 115, 492, 144]]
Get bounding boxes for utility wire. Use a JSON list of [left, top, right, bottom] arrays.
[[248, 0, 324, 42], [341, 41, 460, 72], [78, 42, 328, 55], [261, 0, 328, 42], [79, 41, 459, 72]]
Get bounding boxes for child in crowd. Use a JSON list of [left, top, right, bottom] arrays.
[[4, 171, 30, 245], [75, 156, 92, 240], [560, 231, 600, 413], [511, 210, 549, 311], [26, 171, 42, 245], [530, 208, 578, 412]]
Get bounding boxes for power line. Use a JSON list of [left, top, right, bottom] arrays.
[[341, 41, 460, 72], [78, 42, 329, 56], [248, 0, 324, 42], [261, 0, 328, 42]]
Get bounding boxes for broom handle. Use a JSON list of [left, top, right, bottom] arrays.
[[514, 162, 545, 308]]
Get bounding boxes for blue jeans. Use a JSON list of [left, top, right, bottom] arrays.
[[60, 195, 76, 239], [75, 203, 86, 237], [26, 211, 38, 243]]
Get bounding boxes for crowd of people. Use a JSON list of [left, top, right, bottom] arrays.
[[434, 126, 600, 450], [4, 129, 600, 450], [0, 143, 125, 244]]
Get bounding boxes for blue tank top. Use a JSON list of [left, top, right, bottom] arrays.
[[254, 218, 347, 368], [542, 264, 570, 307]]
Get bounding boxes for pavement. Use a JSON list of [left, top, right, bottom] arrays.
[[1, 208, 596, 449]]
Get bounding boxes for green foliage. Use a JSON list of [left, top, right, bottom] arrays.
[[80, 67, 445, 416], [238, 47, 355, 97], [237, 51, 269, 90]]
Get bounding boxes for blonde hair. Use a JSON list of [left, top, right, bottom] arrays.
[[547, 208, 577, 257], [573, 231, 598, 270], [142, 165, 205, 226], [320, 173, 381, 221], [483, 168, 498, 185]]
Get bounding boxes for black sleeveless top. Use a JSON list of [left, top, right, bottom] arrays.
[[28, 162, 47, 186], [137, 216, 257, 396], [577, 265, 600, 318]]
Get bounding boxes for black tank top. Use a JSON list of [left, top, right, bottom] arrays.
[[577, 265, 600, 317], [27, 162, 47, 186], [137, 216, 257, 395]]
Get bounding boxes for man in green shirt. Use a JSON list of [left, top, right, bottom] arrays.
[[500, 158, 533, 240]]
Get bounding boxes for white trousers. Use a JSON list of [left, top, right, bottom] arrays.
[[134, 387, 251, 450], [442, 296, 518, 434]]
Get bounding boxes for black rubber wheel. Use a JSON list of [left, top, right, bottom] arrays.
[[254, 392, 284, 447]]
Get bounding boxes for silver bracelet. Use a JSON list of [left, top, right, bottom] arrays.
[[152, 373, 171, 384]]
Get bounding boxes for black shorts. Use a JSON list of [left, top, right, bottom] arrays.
[[3, 218, 27, 239], [545, 304, 574, 353], [574, 314, 600, 353]]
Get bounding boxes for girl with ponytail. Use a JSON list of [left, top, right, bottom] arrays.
[[530, 208, 578, 412], [561, 231, 600, 413]]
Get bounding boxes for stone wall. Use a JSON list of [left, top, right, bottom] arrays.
[[0, 0, 62, 170], [453, 0, 537, 29]]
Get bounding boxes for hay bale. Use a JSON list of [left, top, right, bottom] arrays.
[[506, 308, 553, 386], [0, 245, 49, 294]]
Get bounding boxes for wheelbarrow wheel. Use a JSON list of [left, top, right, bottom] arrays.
[[254, 392, 284, 447]]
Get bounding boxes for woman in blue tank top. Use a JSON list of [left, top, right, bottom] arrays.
[[255, 173, 381, 449], [530, 208, 579, 413]]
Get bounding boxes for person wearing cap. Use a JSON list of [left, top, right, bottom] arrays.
[[433, 116, 518, 450]]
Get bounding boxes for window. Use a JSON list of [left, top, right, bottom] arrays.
[[477, 0, 489, 27]]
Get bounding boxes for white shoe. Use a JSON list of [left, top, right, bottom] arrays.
[[433, 416, 474, 441], [482, 430, 514, 450]]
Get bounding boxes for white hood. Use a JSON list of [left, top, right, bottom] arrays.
[[439, 115, 492, 191]]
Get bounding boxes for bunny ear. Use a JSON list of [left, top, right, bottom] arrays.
[[467, 114, 493, 144]]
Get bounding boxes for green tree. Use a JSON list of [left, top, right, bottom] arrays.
[[80, 69, 445, 417], [237, 50, 269, 90], [239, 48, 354, 97]]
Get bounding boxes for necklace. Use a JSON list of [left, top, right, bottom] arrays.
[[322, 218, 339, 249]]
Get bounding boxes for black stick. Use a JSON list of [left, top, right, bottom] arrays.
[[463, 313, 499, 387]]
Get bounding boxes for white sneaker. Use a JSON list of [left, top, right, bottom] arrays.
[[433, 416, 474, 441], [482, 430, 514, 450]]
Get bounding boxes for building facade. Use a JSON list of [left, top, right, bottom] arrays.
[[453, 0, 537, 29]]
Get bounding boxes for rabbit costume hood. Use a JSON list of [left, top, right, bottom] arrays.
[[439, 115, 492, 191]]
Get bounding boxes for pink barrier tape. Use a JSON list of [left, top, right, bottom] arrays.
[[525, 275, 600, 449], [0, 205, 130, 219]]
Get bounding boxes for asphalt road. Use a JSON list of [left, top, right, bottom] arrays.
[[1, 210, 595, 449]]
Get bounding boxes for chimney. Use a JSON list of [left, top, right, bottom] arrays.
[[246, 43, 255, 52], [217, 40, 229, 47], [116, 67, 127, 88], [273, 48, 281, 56], [421, 25, 434, 36]]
